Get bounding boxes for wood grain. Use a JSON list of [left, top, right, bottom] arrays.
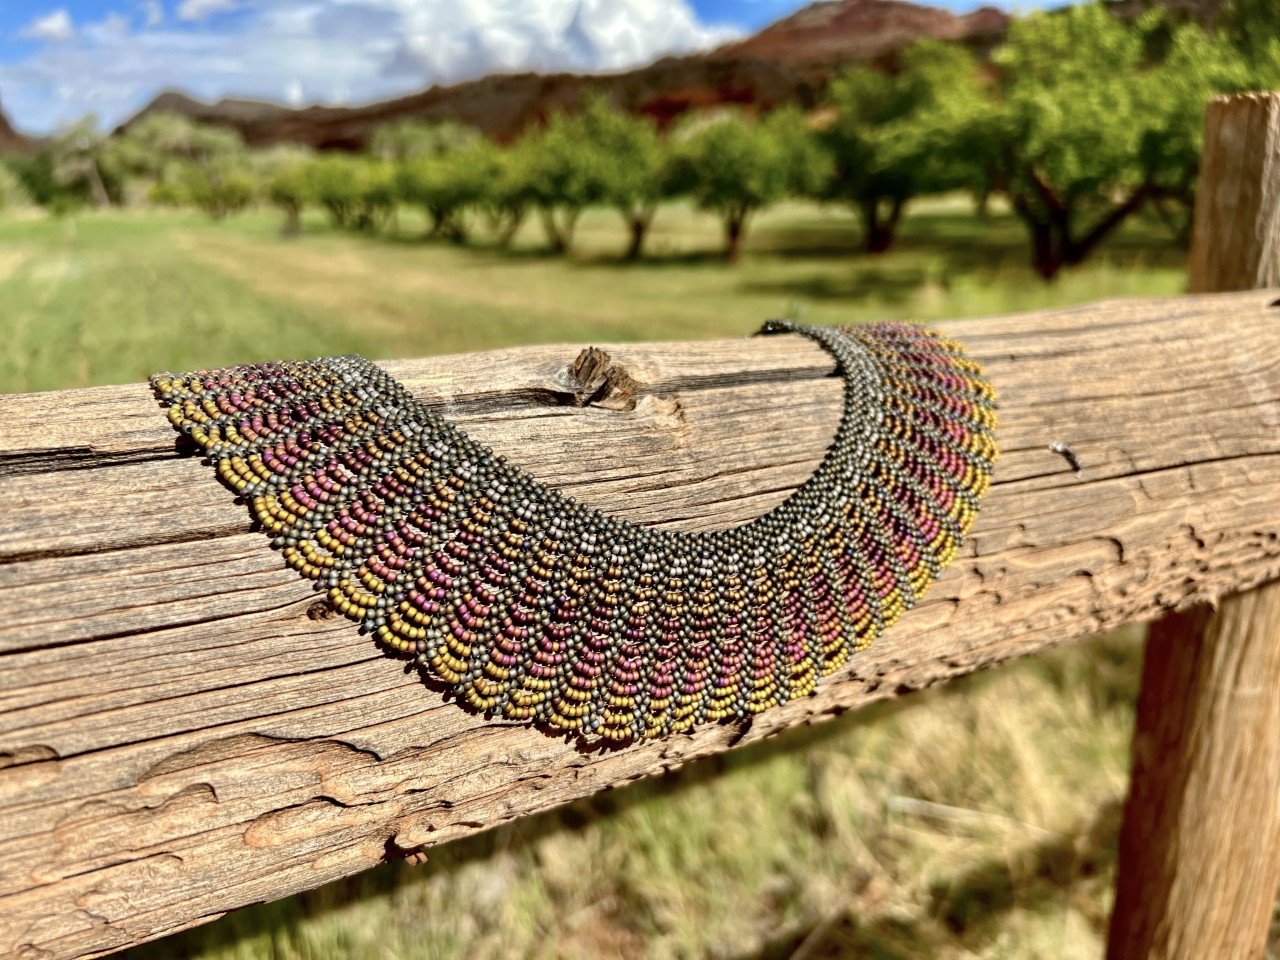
[[1188, 92, 1280, 292], [1107, 590, 1280, 959], [3, 292, 1280, 959], [1108, 91, 1280, 960]]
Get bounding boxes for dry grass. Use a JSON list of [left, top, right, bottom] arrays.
[[121, 630, 1144, 960]]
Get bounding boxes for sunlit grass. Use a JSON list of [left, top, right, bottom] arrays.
[[0, 197, 1186, 394]]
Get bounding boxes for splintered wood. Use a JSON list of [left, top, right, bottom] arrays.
[[2, 292, 1279, 959]]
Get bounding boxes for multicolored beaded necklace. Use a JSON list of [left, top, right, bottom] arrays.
[[151, 320, 997, 742]]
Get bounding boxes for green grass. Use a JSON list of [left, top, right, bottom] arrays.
[[0, 198, 1180, 958], [0, 197, 1186, 394]]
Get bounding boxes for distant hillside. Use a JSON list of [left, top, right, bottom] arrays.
[[712, 0, 1009, 64], [0, 101, 34, 156], [125, 58, 822, 150], [121, 0, 1011, 150]]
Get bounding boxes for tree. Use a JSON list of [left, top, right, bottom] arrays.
[[108, 111, 244, 200], [824, 40, 984, 253], [1221, 0, 1280, 75], [370, 119, 480, 162], [669, 108, 827, 263], [979, 6, 1152, 278], [477, 140, 535, 247], [396, 145, 490, 242], [309, 154, 360, 228], [1138, 23, 1250, 240], [256, 147, 315, 237], [575, 95, 671, 260], [523, 109, 605, 254], [0, 161, 31, 215], [352, 160, 397, 232], [179, 162, 256, 220], [982, 4, 1254, 279], [47, 117, 114, 207]]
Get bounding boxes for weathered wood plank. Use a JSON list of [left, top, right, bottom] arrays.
[[2, 291, 1280, 959], [1108, 91, 1280, 960]]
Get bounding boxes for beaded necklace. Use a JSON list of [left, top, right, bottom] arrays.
[[151, 320, 997, 741]]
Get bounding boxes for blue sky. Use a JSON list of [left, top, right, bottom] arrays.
[[0, 0, 1051, 133]]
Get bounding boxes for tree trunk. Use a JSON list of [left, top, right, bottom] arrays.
[[445, 211, 470, 245], [540, 207, 570, 253], [497, 209, 525, 248], [1063, 185, 1151, 268], [623, 206, 655, 261], [724, 208, 748, 263], [281, 205, 301, 239], [862, 197, 905, 254], [975, 189, 992, 220], [559, 208, 580, 254], [1028, 218, 1063, 281], [87, 162, 110, 209]]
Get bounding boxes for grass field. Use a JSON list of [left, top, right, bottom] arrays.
[[1, 198, 1188, 958], [0, 198, 1186, 394]]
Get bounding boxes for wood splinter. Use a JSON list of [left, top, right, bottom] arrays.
[[560, 346, 639, 410]]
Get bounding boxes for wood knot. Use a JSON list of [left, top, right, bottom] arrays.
[[307, 600, 336, 621], [560, 347, 638, 412]]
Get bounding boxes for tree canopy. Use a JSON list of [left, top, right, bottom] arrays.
[[670, 107, 828, 262], [824, 39, 985, 252], [976, 3, 1249, 278]]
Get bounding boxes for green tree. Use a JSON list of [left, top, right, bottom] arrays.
[[1, 154, 62, 209], [396, 144, 490, 241], [981, 6, 1155, 278], [523, 109, 605, 254], [1139, 23, 1250, 240], [47, 117, 115, 207], [308, 154, 361, 228], [982, 4, 1254, 279], [179, 162, 256, 220], [256, 146, 315, 237], [1221, 0, 1280, 75], [0, 161, 31, 214], [108, 111, 244, 199], [370, 119, 480, 162], [478, 140, 536, 247], [352, 160, 397, 232], [824, 40, 984, 253], [309, 154, 397, 232], [669, 108, 827, 263], [575, 95, 671, 260]]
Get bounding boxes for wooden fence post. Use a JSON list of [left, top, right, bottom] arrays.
[[1107, 92, 1280, 959]]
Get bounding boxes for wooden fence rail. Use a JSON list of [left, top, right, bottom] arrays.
[[2, 287, 1280, 959]]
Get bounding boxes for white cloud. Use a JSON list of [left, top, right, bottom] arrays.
[[19, 8, 74, 42], [381, 0, 736, 81], [0, 0, 742, 132], [85, 13, 131, 41], [178, 0, 240, 21], [142, 1, 165, 27]]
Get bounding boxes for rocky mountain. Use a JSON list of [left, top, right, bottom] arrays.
[[712, 0, 1009, 65], [120, 0, 1010, 150], [0, 101, 34, 156], [127, 57, 822, 150]]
